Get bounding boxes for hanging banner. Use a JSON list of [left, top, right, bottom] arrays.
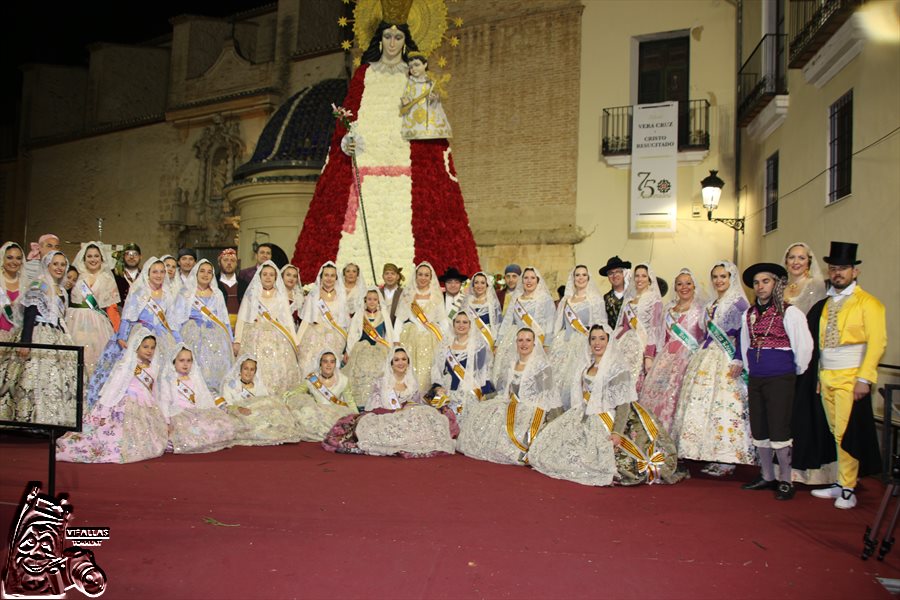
[[630, 102, 678, 233]]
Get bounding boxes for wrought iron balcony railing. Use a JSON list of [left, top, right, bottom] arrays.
[[738, 34, 788, 127], [601, 99, 710, 156], [789, 0, 864, 68]]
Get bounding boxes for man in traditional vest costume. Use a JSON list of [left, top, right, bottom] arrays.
[[379, 262, 405, 326], [599, 255, 630, 328], [810, 242, 886, 509], [217, 248, 247, 330], [735, 263, 812, 501]]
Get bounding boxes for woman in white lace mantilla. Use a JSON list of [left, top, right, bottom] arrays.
[[458, 327, 562, 466], [88, 257, 180, 410], [0, 242, 25, 421], [220, 354, 301, 446], [346, 287, 398, 409], [461, 271, 502, 353], [66, 242, 121, 378], [157, 344, 236, 454], [429, 308, 495, 425], [16, 251, 79, 427], [638, 268, 708, 432], [671, 261, 755, 476], [280, 264, 304, 331], [284, 349, 357, 442], [395, 262, 448, 390], [530, 324, 686, 486], [549, 264, 608, 409], [57, 333, 167, 463], [234, 260, 299, 395], [171, 259, 234, 394], [297, 261, 350, 375], [323, 346, 455, 458], [613, 263, 665, 393], [492, 267, 556, 382]]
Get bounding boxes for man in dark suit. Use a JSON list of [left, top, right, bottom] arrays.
[[217, 248, 247, 329], [379, 263, 405, 326], [439, 266, 467, 320], [238, 243, 273, 286]]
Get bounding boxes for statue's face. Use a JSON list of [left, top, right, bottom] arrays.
[[13, 522, 64, 593], [409, 58, 426, 77], [381, 28, 405, 61]]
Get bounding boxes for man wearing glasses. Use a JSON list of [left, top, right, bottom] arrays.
[[809, 241, 886, 510]]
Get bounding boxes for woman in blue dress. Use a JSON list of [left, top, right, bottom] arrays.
[[87, 257, 180, 408]]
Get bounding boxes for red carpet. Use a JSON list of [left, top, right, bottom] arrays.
[[1, 432, 898, 599]]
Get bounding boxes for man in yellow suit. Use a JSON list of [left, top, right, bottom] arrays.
[[811, 241, 886, 509]]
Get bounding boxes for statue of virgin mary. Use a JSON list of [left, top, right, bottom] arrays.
[[290, 0, 480, 285]]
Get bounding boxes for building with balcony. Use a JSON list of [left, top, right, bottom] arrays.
[[737, 0, 899, 365]]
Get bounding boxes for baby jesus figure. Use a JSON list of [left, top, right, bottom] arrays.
[[400, 52, 453, 141]]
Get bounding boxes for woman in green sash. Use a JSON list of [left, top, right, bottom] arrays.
[[671, 261, 755, 476], [66, 242, 120, 378], [638, 269, 707, 432]]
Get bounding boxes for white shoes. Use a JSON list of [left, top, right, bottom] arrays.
[[834, 488, 857, 509], [811, 484, 856, 508], [810, 484, 842, 499]]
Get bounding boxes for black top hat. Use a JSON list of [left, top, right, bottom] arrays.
[[655, 277, 668, 298], [439, 266, 467, 283], [742, 263, 787, 288], [599, 256, 632, 277], [823, 241, 861, 266]]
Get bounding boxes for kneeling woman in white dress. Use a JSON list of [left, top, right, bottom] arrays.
[[458, 327, 562, 465], [322, 347, 456, 458], [233, 260, 299, 395], [346, 287, 398, 410], [219, 355, 301, 445], [283, 350, 358, 442], [429, 309, 494, 425], [158, 345, 236, 454], [529, 324, 686, 486], [57, 334, 167, 463]]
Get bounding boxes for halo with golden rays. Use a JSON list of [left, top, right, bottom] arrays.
[[353, 0, 449, 56]]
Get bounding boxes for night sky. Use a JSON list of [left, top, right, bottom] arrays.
[[2, 1, 271, 135]]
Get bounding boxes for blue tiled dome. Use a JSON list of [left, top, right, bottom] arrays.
[[234, 78, 348, 179]]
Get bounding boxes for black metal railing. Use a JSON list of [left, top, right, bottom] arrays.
[[601, 99, 710, 156], [738, 34, 788, 126], [789, 0, 864, 68]]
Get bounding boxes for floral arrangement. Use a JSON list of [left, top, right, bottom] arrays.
[[331, 104, 354, 130]]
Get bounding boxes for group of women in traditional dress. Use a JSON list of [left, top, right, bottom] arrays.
[[0, 239, 834, 489]]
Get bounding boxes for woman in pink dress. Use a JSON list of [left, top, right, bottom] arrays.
[[57, 334, 167, 463], [638, 269, 707, 432]]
